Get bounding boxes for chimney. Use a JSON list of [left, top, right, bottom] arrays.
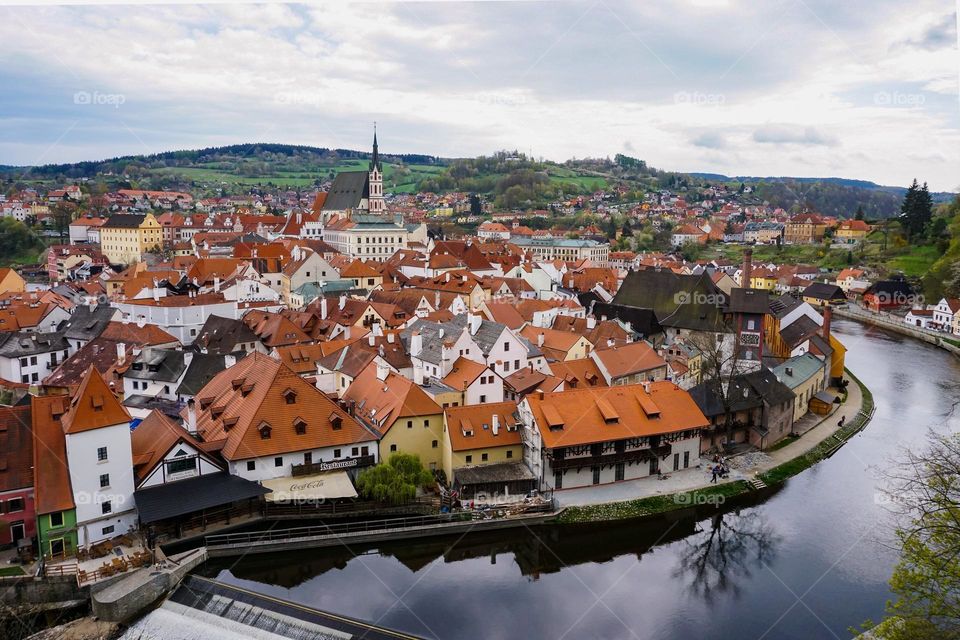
[[434, 290, 441, 310], [492, 414, 500, 435], [186, 398, 197, 433], [413, 366, 424, 385], [586, 316, 596, 329], [537, 332, 544, 348], [376, 361, 389, 381], [224, 353, 237, 368], [410, 331, 423, 357], [468, 313, 481, 336], [368, 334, 376, 347], [116, 342, 126, 365], [214, 276, 220, 293], [387, 332, 395, 344], [320, 297, 328, 320], [742, 248, 753, 288], [343, 325, 351, 340], [338, 295, 346, 310], [822, 305, 832, 341]]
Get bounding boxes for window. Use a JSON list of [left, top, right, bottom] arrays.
[[334, 449, 341, 458], [390, 444, 397, 452], [514, 360, 520, 370], [166, 456, 196, 475], [506, 450, 514, 459], [7, 498, 23, 512], [465, 455, 473, 463], [673, 453, 680, 471], [49, 512, 64, 528], [102, 525, 115, 536], [407, 420, 413, 429], [97, 447, 108, 462], [554, 470, 563, 489], [423, 419, 429, 428], [504, 342, 510, 351], [274, 457, 283, 467], [615, 462, 625, 481], [481, 453, 488, 462], [246, 460, 256, 471], [101, 501, 112, 515], [99, 474, 110, 488], [361, 446, 369, 456], [592, 466, 601, 485], [432, 440, 438, 448], [683, 451, 690, 468]]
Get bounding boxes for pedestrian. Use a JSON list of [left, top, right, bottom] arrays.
[[710, 467, 718, 483]]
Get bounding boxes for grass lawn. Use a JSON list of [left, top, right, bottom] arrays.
[[886, 244, 941, 276], [0, 566, 25, 577], [554, 481, 751, 524]]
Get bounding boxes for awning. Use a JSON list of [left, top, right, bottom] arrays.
[[261, 471, 358, 502], [135, 473, 270, 524]]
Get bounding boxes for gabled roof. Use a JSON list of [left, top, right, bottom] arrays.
[[61, 366, 131, 434], [591, 341, 666, 378], [322, 171, 369, 212], [802, 282, 847, 302], [194, 315, 259, 354], [612, 269, 727, 331], [441, 357, 488, 391], [131, 410, 222, 484]]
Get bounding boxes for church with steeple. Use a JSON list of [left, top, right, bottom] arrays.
[[319, 127, 428, 260], [320, 126, 386, 222]]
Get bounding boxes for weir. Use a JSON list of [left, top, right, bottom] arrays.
[[122, 575, 424, 640]]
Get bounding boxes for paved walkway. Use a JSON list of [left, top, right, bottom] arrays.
[[555, 378, 864, 508]]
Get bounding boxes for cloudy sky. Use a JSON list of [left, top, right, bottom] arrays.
[[1, 1, 958, 190]]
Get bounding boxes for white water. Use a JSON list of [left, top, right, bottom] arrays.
[[121, 596, 350, 640]]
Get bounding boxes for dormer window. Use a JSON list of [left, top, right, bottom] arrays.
[[294, 418, 307, 435], [211, 406, 224, 419], [199, 397, 214, 410], [231, 377, 246, 390], [258, 422, 272, 439], [330, 412, 342, 430], [222, 416, 238, 430], [91, 395, 104, 412], [283, 389, 297, 405]]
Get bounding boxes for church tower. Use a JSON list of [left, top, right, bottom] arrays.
[[368, 125, 385, 214]]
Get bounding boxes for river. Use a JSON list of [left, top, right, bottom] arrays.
[[197, 319, 960, 640]]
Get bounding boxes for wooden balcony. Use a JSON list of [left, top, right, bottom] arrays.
[[547, 444, 672, 471]]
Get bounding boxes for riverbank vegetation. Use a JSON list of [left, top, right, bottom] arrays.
[[865, 431, 960, 639], [554, 481, 751, 524], [355, 453, 434, 506]]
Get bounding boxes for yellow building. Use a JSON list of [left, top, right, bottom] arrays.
[[99, 213, 163, 264], [442, 401, 525, 483], [341, 365, 445, 471], [0, 268, 26, 295], [749, 269, 779, 291], [834, 219, 870, 243]]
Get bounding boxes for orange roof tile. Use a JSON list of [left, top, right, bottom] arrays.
[[32, 395, 74, 514], [445, 401, 521, 452], [61, 366, 131, 434]]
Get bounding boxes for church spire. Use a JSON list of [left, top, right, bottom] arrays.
[[370, 122, 381, 172]]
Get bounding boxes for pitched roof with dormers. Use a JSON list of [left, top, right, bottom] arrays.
[[187, 352, 376, 460], [445, 401, 522, 452]]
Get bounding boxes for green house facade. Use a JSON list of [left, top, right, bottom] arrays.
[[37, 509, 78, 560]]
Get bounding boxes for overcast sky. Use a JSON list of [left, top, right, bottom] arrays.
[[1, 1, 958, 190]]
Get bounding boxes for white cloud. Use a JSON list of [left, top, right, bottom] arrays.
[[0, 1, 957, 190]]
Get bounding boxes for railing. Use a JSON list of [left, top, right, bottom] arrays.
[[205, 512, 473, 548], [290, 455, 376, 477], [549, 445, 671, 470], [264, 497, 436, 517], [42, 562, 77, 578]]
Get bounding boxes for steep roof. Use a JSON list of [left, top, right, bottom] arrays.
[[441, 357, 488, 391], [612, 269, 727, 331], [0, 404, 33, 492], [340, 366, 443, 433], [32, 395, 74, 514], [61, 366, 131, 434], [322, 171, 369, 212], [592, 341, 666, 378]]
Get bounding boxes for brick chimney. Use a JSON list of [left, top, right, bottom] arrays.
[[822, 305, 832, 341], [741, 248, 753, 288]]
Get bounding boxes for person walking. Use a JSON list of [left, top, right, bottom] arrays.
[[710, 466, 718, 483]]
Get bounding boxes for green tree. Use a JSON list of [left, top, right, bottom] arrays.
[[870, 432, 960, 639], [355, 453, 434, 505], [901, 179, 933, 241], [855, 205, 865, 220]]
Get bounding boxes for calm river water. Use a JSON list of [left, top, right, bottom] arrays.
[[203, 319, 960, 640]]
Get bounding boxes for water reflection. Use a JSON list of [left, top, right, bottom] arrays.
[[674, 509, 781, 604]]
